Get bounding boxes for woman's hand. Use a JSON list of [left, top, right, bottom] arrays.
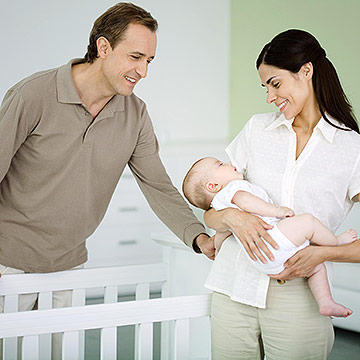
[[211, 208, 278, 263], [270, 245, 325, 280]]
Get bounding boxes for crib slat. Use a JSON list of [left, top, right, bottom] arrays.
[[3, 295, 18, 360], [72, 289, 86, 360], [3, 294, 18, 313], [22, 335, 39, 360], [3, 338, 17, 360], [135, 283, 150, 360], [100, 327, 117, 359], [99, 286, 118, 359], [136, 283, 150, 301], [104, 285, 118, 304], [137, 322, 153, 360], [72, 288, 86, 307], [38, 291, 52, 359], [62, 331, 79, 360], [174, 319, 189, 360]]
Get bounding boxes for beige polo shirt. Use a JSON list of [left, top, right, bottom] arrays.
[[0, 59, 205, 273]]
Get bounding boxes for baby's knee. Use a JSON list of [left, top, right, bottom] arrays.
[[298, 213, 316, 224]]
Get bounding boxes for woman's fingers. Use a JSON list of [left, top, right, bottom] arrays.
[[240, 237, 258, 262]]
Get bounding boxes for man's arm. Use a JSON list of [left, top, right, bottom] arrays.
[[128, 103, 215, 258], [204, 207, 278, 263], [232, 190, 294, 218]]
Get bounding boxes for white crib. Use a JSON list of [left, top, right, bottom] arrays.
[[0, 233, 213, 359]]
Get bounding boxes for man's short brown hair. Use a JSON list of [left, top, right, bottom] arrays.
[[83, 2, 158, 63]]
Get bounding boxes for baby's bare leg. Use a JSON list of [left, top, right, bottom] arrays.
[[277, 213, 357, 247], [308, 264, 352, 318]]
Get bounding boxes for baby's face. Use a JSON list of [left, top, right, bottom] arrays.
[[202, 157, 244, 186]]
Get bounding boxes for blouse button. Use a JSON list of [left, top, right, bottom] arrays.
[[277, 280, 286, 285]]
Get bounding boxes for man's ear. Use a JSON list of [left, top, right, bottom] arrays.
[[206, 181, 222, 193], [97, 37, 111, 59]]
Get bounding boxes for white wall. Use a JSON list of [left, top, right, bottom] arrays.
[[0, 0, 230, 144]]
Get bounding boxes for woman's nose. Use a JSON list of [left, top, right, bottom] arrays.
[[266, 89, 276, 104]]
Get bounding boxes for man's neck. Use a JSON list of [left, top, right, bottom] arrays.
[[71, 61, 114, 118]]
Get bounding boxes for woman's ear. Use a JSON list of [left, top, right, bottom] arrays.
[[300, 62, 314, 80], [206, 181, 222, 193]]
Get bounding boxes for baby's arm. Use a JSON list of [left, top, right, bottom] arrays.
[[232, 191, 294, 218]]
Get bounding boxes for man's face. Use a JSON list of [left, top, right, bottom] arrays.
[[101, 23, 157, 96]]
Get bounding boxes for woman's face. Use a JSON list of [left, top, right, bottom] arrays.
[[258, 63, 314, 120]]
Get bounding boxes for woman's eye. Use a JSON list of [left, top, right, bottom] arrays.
[[131, 55, 140, 60], [273, 82, 280, 88]]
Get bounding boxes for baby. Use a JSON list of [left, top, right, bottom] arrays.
[[182, 157, 357, 318]]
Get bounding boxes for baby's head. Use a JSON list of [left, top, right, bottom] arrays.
[[182, 157, 243, 210]]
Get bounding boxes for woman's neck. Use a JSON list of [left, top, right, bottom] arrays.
[[293, 95, 322, 133]]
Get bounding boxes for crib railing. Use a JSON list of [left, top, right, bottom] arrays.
[[0, 292, 211, 360], [0, 263, 170, 359], [0, 235, 213, 360]]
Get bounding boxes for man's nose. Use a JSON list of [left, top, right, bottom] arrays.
[[136, 61, 148, 78]]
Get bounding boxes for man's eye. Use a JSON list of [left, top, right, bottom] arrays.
[[131, 55, 140, 60]]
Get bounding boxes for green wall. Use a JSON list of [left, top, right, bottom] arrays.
[[230, 0, 360, 138]]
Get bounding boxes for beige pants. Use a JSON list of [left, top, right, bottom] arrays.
[[211, 278, 334, 360], [0, 264, 75, 360]]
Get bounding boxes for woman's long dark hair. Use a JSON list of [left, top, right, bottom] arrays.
[[256, 29, 359, 133]]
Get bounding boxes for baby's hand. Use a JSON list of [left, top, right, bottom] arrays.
[[276, 206, 295, 218]]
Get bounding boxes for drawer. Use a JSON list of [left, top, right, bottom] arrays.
[[101, 198, 158, 226], [86, 224, 166, 267]]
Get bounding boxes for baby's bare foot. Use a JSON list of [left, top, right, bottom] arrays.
[[337, 229, 357, 245], [319, 302, 353, 318]]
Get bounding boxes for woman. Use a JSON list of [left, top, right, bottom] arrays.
[[203, 29, 360, 359]]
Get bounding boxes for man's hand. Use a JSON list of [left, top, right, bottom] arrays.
[[194, 233, 215, 260], [270, 245, 324, 281], [224, 210, 278, 263]]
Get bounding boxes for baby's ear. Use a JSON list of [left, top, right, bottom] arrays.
[[206, 181, 222, 193]]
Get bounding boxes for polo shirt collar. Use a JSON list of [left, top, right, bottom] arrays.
[[265, 112, 339, 143], [56, 59, 125, 113], [56, 59, 83, 104]]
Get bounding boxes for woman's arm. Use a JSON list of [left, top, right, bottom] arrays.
[[204, 207, 279, 263], [271, 240, 360, 280]]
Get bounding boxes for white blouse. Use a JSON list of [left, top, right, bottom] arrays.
[[205, 112, 360, 308]]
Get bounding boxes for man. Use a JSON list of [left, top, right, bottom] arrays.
[[0, 2, 213, 357]]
